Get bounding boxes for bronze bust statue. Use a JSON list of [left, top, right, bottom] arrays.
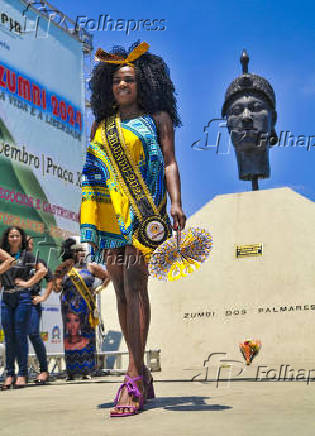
[[222, 50, 278, 190]]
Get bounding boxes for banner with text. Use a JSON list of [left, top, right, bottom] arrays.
[[0, 0, 85, 268]]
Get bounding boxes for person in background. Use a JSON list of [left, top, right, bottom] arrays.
[[53, 237, 110, 381], [0, 226, 47, 390], [27, 236, 54, 384]]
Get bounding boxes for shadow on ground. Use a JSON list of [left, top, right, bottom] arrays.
[[97, 396, 232, 412]]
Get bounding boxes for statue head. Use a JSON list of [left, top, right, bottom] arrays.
[[221, 50, 277, 182]]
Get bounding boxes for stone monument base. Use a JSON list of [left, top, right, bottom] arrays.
[[100, 188, 315, 380]]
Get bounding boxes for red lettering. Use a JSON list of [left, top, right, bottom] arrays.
[[60, 100, 67, 121], [0, 66, 5, 87], [32, 84, 41, 106], [6, 70, 16, 93], [42, 88, 47, 110], [76, 110, 82, 130], [51, 95, 58, 115], [18, 76, 31, 101], [68, 105, 74, 125]]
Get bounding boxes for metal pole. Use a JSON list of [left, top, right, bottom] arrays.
[[252, 176, 259, 191]]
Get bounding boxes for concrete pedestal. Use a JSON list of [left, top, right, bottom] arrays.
[[101, 188, 315, 380]]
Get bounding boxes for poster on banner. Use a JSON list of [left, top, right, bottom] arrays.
[[0, 0, 87, 270], [28, 290, 64, 355]]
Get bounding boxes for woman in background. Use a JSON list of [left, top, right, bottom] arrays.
[[54, 237, 109, 380], [27, 235, 54, 384], [0, 226, 46, 389]]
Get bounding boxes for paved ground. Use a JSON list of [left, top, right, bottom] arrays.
[[1, 377, 314, 436]]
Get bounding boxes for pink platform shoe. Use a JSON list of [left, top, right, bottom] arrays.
[[110, 374, 144, 417]]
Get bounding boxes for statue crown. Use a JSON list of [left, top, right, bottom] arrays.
[[222, 49, 276, 117]]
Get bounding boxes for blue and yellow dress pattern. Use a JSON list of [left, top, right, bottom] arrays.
[[61, 267, 96, 376], [80, 115, 170, 257]]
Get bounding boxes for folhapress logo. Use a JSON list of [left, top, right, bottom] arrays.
[[75, 15, 166, 35]]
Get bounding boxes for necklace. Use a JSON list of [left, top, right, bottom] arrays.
[[10, 250, 21, 260]]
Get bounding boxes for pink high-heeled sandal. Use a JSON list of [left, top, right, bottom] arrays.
[[110, 374, 144, 417]]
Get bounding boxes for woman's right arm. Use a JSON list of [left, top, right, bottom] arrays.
[[0, 249, 15, 275], [52, 259, 74, 292]]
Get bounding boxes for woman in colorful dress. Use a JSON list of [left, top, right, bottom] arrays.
[[54, 237, 109, 380], [80, 41, 186, 416]]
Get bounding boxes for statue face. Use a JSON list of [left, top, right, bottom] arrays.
[[225, 92, 273, 151]]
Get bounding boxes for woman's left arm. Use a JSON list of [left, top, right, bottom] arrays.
[[33, 280, 54, 304], [153, 111, 186, 230], [15, 262, 47, 288]]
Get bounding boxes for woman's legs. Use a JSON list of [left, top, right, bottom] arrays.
[[123, 244, 150, 376], [1, 300, 16, 381], [105, 245, 150, 414], [104, 247, 128, 342], [14, 292, 32, 382], [104, 248, 131, 413], [28, 305, 48, 379]]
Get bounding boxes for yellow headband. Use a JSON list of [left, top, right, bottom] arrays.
[[94, 42, 149, 67]]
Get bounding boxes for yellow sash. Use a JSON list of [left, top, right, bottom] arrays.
[[80, 114, 171, 260], [67, 268, 99, 328]]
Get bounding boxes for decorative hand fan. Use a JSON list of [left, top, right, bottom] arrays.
[[148, 227, 213, 281], [239, 340, 262, 365]]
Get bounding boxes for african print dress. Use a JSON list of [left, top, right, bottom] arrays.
[[61, 267, 96, 377], [80, 115, 171, 258]]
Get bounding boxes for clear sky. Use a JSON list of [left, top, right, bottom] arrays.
[[51, 0, 315, 217]]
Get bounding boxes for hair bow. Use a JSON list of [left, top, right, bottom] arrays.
[[95, 42, 149, 67]]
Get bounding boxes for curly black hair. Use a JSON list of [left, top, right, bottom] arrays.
[[0, 226, 28, 253], [89, 41, 181, 130]]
